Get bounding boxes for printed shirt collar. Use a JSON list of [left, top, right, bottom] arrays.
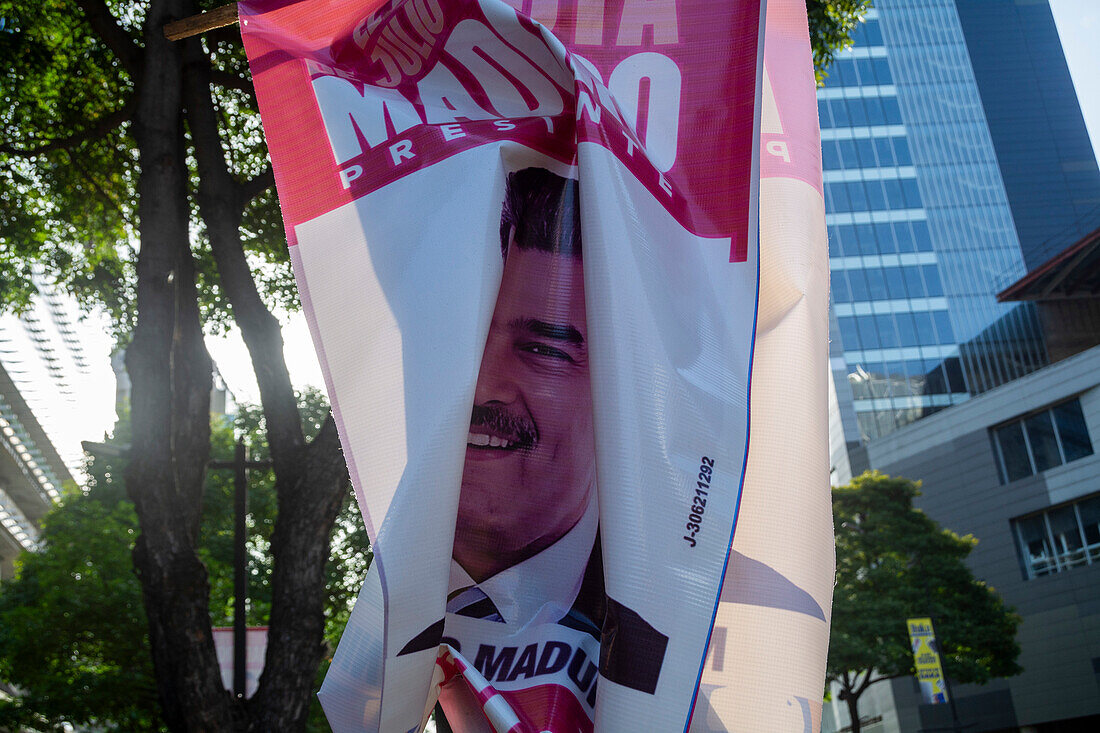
[[449, 491, 597, 627]]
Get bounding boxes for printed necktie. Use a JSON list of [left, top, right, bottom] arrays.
[[447, 586, 505, 622]]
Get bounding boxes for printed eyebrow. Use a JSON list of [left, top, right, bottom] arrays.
[[511, 317, 585, 345]]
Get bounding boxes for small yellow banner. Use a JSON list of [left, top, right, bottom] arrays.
[[906, 617, 949, 704]]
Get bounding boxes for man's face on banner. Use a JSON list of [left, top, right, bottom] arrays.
[[455, 238, 594, 577]]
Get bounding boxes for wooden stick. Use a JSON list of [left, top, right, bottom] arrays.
[[164, 3, 239, 41]]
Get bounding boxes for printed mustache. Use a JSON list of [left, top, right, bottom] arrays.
[[469, 404, 538, 449]]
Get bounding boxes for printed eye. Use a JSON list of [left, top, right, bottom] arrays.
[[520, 342, 575, 362]]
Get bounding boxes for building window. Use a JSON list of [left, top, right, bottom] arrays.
[[850, 19, 883, 47], [991, 398, 1093, 484], [1013, 494, 1100, 579]]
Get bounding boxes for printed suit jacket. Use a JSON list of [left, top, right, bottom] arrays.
[[399, 534, 669, 696]]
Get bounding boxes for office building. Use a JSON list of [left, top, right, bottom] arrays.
[[0, 366, 69, 580], [822, 0, 1100, 477], [825, 342, 1100, 732], [822, 1, 1100, 730], [1, 278, 230, 579], [824, 243, 1100, 730]]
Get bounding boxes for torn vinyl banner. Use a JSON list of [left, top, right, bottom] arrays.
[[238, 0, 795, 730]]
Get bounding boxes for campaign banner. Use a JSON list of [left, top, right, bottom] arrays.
[[237, 0, 828, 730], [688, 0, 833, 729], [907, 618, 949, 705]]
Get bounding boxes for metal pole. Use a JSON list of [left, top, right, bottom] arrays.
[[943, 675, 962, 733], [930, 617, 963, 733], [82, 440, 272, 698], [233, 439, 248, 698]]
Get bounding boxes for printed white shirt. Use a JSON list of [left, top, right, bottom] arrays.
[[448, 491, 598, 628]]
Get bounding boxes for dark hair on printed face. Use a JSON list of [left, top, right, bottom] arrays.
[[499, 168, 581, 258]]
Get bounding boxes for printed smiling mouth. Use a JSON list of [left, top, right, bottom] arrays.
[[468, 404, 537, 451], [466, 432, 523, 449]]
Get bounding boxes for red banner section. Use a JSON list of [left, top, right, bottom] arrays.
[[241, 0, 758, 258]]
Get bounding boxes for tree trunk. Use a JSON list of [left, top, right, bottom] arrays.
[[841, 689, 862, 733], [125, 0, 232, 730], [252, 418, 349, 731], [182, 42, 352, 731]]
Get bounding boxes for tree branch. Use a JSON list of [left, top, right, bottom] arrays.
[[183, 43, 304, 472], [0, 101, 134, 158], [240, 167, 275, 206], [74, 0, 144, 77], [860, 672, 900, 694], [164, 3, 238, 41]]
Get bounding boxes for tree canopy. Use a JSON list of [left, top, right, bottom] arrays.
[[806, 0, 875, 83], [828, 472, 1022, 733], [0, 0, 293, 332], [0, 481, 157, 731], [0, 391, 369, 732]]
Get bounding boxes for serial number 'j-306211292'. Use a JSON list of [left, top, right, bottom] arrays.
[[682, 456, 714, 548]]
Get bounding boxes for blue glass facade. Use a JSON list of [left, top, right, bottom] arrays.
[[955, 1, 1100, 273], [822, 0, 1081, 445]]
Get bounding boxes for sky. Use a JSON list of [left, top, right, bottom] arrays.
[[1050, 0, 1100, 163], [208, 311, 322, 407], [206, 1, 1100, 404]]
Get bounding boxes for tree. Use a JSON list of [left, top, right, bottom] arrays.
[[806, 0, 875, 83], [2, 2, 349, 729], [828, 472, 1022, 733], [0, 484, 158, 732], [0, 391, 369, 732], [1, 1, 869, 729]]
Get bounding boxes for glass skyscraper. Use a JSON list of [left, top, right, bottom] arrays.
[[823, 0, 1100, 465]]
